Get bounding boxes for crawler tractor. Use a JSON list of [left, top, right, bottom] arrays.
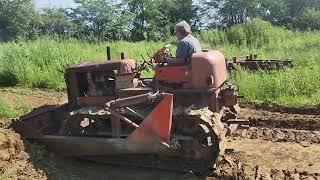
[[12, 47, 239, 174]]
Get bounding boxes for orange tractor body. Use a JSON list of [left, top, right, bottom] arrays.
[[12, 49, 239, 174]]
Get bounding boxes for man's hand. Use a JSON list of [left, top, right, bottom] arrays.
[[152, 44, 171, 63]]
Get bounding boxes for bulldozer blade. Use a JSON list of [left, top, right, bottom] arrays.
[[12, 103, 68, 138], [35, 135, 169, 156], [11, 119, 42, 138], [128, 93, 173, 144], [12, 93, 174, 157]]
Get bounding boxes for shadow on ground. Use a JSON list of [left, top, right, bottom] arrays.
[[24, 140, 203, 180]]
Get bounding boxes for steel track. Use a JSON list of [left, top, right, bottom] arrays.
[[61, 105, 224, 175], [81, 154, 215, 176]]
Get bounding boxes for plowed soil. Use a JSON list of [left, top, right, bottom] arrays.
[[234, 108, 320, 144], [0, 88, 319, 179]]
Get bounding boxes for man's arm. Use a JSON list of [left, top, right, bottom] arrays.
[[165, 41, 189, 65]]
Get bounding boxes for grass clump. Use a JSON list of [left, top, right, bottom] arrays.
[[0, 98, 17, 118], [15, 96, 32, 115]]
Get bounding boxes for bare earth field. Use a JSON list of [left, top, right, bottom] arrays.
[[0, 87, 319, 180]]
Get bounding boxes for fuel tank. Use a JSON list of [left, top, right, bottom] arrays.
[[190, 50, 227, 89]]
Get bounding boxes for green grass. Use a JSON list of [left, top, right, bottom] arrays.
[[0, 98, 17, 118], [0, 95, 33, 119], [230, 66, 320, 107], [0, 37, 168, 89], [15, 96, 32, 115], [0, 19, 319, 107], [197, 19, 320, 107]]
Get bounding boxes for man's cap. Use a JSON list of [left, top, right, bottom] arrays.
[[174, 20, 191, 34]]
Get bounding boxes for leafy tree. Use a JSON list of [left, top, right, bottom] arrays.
[[124, 0, 152, 41], [0, 0, 38, 41], [204, 0, 260, 26], [294, 8, 320, 30], [285, 0, 320, 17], [164, 0, 199, 30], [70, 0, 128, 41], [106, 2, 132, 40], [203, 0, 320, 30], [3, 0, 320, 42], [258, 0, 288, 25], [39, 8, 76, 37], [124, 0, 199, 41], [276, 0, 320, 29]]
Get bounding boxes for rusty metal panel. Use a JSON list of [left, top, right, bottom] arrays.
[[155, 66, 190, 84], [12, 103, 69, 136], [127, 93, 173, 143], [66, 60, 121, 73], [115, 74, 134, 91]]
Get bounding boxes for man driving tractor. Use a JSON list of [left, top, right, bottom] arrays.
[[152, 20, 202, 65]]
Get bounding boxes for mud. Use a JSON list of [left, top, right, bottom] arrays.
[[0, 88, 320, 179], [215, 107, 320, 179], [247, 115, 320, 131], [210, 138, 320, 179], [232, 108, 320, 145], [240, 108, 320, 130], [0, 128, 46, 179], [0, 128, 23, 161], [242, 103, 320, 115], [3, 134, 318, 180], [0, 127, 198, 180], [234, 128, 320, 144], [213, 154, 320, 180]]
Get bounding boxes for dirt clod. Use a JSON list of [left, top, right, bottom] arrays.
[[0, 128, 23, 161]]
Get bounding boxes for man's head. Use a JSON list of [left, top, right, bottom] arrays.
[[174, 20, 191, 40]]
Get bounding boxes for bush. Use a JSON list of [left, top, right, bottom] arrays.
[[201, 18, 291, 48], [0, 70, 19, 86]]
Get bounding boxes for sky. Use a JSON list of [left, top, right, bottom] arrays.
[[34, 0, 77, 9]]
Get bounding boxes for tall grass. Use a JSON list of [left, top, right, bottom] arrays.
[[0, 19, 319, 107], [230, 66, 320, 107], [0, 37, 166, 89], [199, 19, 320, 107]]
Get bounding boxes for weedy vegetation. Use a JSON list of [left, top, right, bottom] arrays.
[[0, 19, 319, 107], [201, 19, 320, 107]]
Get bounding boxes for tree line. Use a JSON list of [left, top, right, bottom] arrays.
[[0, 0, 320, 42]]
